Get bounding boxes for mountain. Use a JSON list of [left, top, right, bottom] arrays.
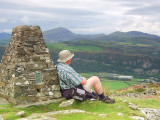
[[43, 27, 160, 45], [0, 33, 11, 40], [0, 33, 11, 45], [1, 27, 160, 44], [43, 27, 106, 43], [108, 31, 159, 38], [43, 27, 80, 43]]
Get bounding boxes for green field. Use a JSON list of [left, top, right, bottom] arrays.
[[80, 72, 140, 90], [47, 43, 104, 52], [101, 81, 136, 90]]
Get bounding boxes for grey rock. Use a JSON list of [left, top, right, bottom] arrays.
[[52, 85, 60, 91], [59, 99, 75, 108], [17, 98, 64, 108], [130, 116, 145, 120], [129, 103, 138, 110], [0, 97, 9, 105], [98, 114, 107, 117], [117, 113, 124, 116], [0, 25, 61, 105], [0, 115, 4, 120], [38, 115, 57, 120], [139, 108, 160, 120], [15, 111, 25, 117], [17, 109, 88, 120]]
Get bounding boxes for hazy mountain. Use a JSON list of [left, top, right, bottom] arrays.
[[0, 33, 11, 40], [108, 31, 159, 38], [0, 33, 11, 45], [43, 27, 106, 43], [43, 27, 160, 44], [43, 27, 80, 43], [0, 27, 160, 44]]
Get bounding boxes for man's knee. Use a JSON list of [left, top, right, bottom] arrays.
[[92, 76, 100, 82]]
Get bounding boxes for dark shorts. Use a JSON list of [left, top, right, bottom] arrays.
[[60, 85, 95, 100]]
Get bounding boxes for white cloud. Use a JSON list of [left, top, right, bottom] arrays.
[[1, 29, 12, 33], [0, 18, 7, 23], [0, 0, 160, 35], [20, 16, 30, 24]]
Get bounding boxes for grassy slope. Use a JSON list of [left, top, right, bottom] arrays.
[[46, 40, 160, 58], [0, 97, 160, 120], [0, 72, 155, 120], [47, 42, 104, 52], [0, 73, 159, 120]]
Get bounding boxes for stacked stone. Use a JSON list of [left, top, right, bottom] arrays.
[[0, 25, 61, 105]]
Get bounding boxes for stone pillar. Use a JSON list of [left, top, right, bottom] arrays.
[[0, 25, 61, 105]]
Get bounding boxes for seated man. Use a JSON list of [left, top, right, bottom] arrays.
[[55, 50, 115, 103]]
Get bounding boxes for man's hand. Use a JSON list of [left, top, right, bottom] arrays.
[[80, 77, 87, 85]]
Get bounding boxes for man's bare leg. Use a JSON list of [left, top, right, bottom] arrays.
[[86, 76, 103, 95], [86, 76, 115, 103]]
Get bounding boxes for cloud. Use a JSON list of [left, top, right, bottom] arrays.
[[20, 16, 30, 24], [126, 5, 160, 16], [0, 18, 7, 23], [0, 0, 160, 36]]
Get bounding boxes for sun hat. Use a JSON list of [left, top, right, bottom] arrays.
[[57, 50, 74, 63]]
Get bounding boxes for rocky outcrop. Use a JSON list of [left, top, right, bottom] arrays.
[[111, 83, 160, 98], [0, 25, 61, 105], [59, 99, 75, 108], [139, 108, 160, 120], [17, 109, 89, 120]]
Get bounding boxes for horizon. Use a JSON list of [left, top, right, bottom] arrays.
[[0, 26, 160, 37]]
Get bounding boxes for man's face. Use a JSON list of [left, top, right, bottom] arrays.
[[68, 59, 71, 65]]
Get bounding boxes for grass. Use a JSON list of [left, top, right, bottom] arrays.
[[0, 73, 159, 120], [80, 72, 140, 90], [1, 97, 160, 120], [55, 97, 160, 120], [101, 81, 136, 90]]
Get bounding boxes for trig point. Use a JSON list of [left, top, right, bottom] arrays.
[[0, 25, 61, 105]]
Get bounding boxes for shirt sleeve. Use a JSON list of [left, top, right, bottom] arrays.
[[67, 72, 83, 86]]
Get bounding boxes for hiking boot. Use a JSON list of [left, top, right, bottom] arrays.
[[99, 96, 115, 103]]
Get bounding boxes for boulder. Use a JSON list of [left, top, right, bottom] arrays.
[[130, 116, 145, 120], [59, 99, 75, 108], [0, 97, 9, 105], [139, 108, 160, 120], [0, 115, 4, 120], [128, 103, 138, 110], [15, 111, 25, 117]]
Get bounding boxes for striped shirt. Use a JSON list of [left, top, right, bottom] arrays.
[[55, 63, 83, 90]]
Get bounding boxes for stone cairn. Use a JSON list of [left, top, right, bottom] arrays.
[[0, 25, 61, 105]]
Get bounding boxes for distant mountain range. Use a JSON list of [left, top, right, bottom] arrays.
[[0, 32, 11, 40], [0, 27, 160, 44], [43, 27, 106, 43], [0, 27, 160, 79]]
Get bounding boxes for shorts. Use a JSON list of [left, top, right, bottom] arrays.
[[82, 81, 91, 93]]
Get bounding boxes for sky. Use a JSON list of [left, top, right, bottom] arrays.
[[0, 0, 160, 35]]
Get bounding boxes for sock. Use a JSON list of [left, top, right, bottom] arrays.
[[92, 91, 98, 96], [99, 92, 105, 99]]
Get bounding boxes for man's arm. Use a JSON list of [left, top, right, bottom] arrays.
[[80, 77, 87, 85]]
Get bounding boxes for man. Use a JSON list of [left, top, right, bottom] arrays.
[[55, 50, 115, 103]]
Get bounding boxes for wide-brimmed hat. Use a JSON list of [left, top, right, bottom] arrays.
[[57, 50, 74, 63]]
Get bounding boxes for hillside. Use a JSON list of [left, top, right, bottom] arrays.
[[0, 33, 11, 40], [47, 40, 160, 80], [43, 27, 106, 43], [0, 28, 160, 79], [43, 27, 79, 43], [0, 82, 160, 120]]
